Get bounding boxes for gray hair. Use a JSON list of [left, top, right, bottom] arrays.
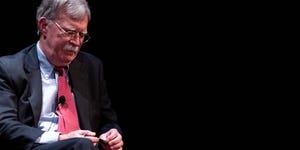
[[36, 0, 91, 23]]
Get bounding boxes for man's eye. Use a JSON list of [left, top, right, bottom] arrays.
[[66, 30, 76, 35], [78, 33, 85, 38]]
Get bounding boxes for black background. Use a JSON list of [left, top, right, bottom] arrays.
[[1, 1, 189, 149]]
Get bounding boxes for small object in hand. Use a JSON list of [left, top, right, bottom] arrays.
[[99, 138, 108, 145]]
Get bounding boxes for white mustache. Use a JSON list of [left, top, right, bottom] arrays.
[[63, 44, 79, 52]]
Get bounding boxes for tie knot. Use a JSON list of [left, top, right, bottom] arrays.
[[54, 67, 65, 76]]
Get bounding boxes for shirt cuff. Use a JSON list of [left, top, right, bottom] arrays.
[[38, 132, 61, 143]]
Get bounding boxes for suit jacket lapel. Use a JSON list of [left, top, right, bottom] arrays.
[[69, 55, 91, 129], [24, 45, 43, 127]]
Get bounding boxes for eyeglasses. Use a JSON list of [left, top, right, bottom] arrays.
[[53, 21, 91, 43]]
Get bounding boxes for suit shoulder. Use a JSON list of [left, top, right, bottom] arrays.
[[0, 44, 36, 66], [76, 51, 103, 65]]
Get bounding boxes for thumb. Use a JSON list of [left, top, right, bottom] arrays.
[[99, 133, 107, 140]]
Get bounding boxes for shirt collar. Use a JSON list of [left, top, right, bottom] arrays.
[[36, 41, 56, 79]]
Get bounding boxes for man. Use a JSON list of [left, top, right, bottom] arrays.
[[0, 0, 123, 150]]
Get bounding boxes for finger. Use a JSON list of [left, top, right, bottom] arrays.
[[85, 131, 96, 136], [80, 130, 96, 137]]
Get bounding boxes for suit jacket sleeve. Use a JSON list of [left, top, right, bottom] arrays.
[[0, 45, 44, 150]]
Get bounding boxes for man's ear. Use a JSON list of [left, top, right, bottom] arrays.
[[38, 17, 49, 35]]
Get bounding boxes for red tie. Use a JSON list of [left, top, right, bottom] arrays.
[[55, 67, 80, 134]]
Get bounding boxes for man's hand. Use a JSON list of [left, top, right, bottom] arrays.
[[59, 130, 100, 146], [99, 128, 123, 150]]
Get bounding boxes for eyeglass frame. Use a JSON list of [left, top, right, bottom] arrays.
[[51, 20, 91, 43]]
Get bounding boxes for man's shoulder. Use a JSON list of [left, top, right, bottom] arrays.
[[0, 44, 36, 59], [76, 51, 102, 64]]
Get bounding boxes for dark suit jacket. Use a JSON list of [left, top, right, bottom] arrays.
[[0, 43, 121, 150]]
